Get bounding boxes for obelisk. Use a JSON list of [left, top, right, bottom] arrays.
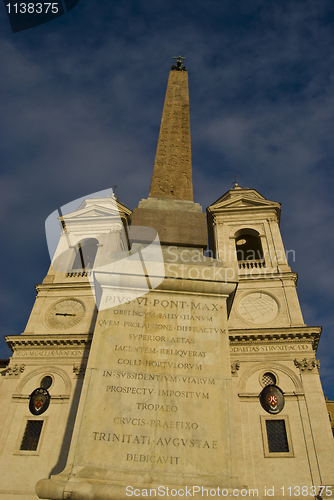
[[149, 56, 193, 201], [131, 56, 207, 249]]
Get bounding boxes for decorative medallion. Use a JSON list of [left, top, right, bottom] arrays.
[[29, 388, 50, 415], [238, 292, 278, 324], [260, 385, 285, 414], [46, 299, 85, 330]]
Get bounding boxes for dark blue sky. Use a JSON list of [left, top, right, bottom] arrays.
[[1, 0, 334, 397]]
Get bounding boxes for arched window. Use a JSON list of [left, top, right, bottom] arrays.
[[235, 230, 265, 269], [71, 238, 99, 271]]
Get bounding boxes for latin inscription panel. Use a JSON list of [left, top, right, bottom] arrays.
[[230, 343, 312, 353], [74, 290, 232, 481]]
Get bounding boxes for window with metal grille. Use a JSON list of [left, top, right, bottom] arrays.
[[40, 375, 53, 389], [20, 420, 44, 451], [266, 419, 289, 452], [262, 372, 276, 386]]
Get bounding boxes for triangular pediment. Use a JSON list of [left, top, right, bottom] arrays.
[[63, 203, 121, 222], [208, 188, 280, 212]]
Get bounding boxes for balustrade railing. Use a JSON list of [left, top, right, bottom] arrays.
[[66, 271, 92, 277], [238, 259, 266, 270]]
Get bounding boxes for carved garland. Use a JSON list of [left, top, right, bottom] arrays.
[[294, 358, 320, 373], [4, 364, 25, 378], [73, 364, 87, 377], [231, 362, 240, 375]]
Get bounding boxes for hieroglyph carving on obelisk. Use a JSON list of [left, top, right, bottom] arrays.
[[149, 62, 193, 201]]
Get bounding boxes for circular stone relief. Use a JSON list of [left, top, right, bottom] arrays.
[[238, 292, 278, 324]]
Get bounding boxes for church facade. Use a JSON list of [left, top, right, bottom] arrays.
[[0, 60, 333, 500]]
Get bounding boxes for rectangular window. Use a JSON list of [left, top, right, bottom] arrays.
[[20, 420, 44, 451], [266, 419, 289, 452], [260, 415, 294, 458]]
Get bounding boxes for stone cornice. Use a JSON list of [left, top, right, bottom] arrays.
[[207, 199, 281, 225], [35, 283, 93, 292], [237, 272, 298, 283], [212, 206, 280, 222], [229, 326, 321, 349], [5, 334, 92, 351]]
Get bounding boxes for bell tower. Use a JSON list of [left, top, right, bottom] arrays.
[[0, 191, 132, 499], [207, 183, 334, 493], [207, 182, 304, 328]]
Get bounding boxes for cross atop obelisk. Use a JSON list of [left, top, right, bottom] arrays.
[[171, 55, 187, 71], [148, 56, 193, 201]]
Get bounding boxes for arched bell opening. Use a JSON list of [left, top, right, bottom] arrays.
[[71, 238, 99, 272], [234, 229, 265, 270]]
